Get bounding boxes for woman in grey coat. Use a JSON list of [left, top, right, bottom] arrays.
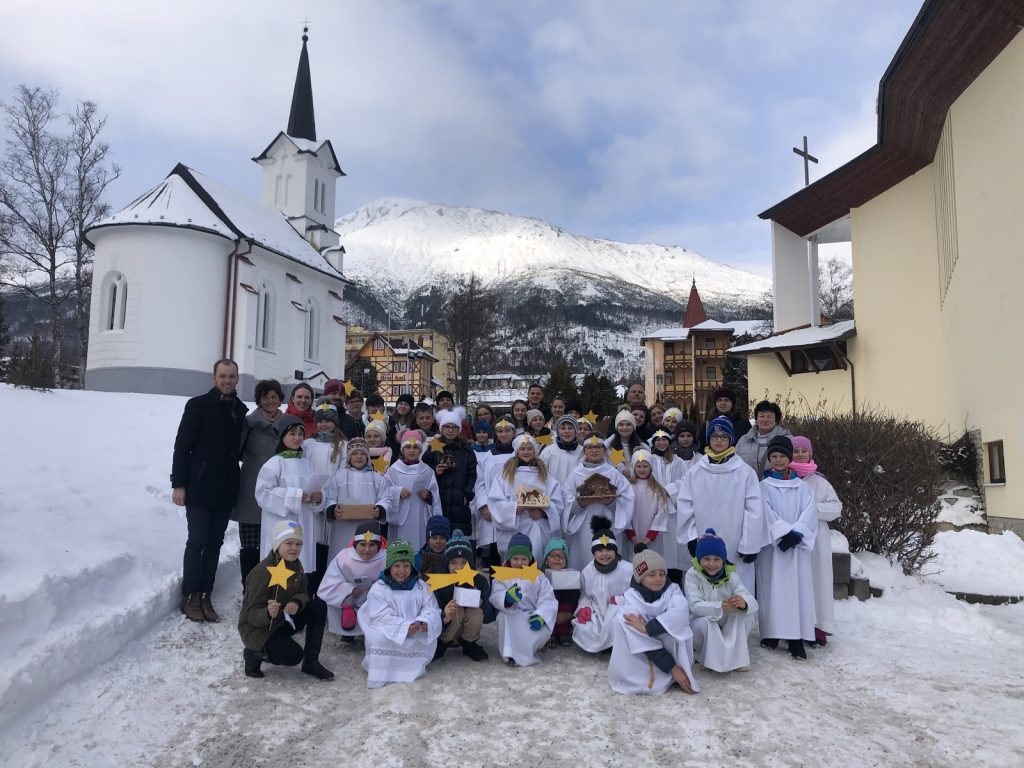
[[735, 400, 792, 477], [234, 379, 286, 585]]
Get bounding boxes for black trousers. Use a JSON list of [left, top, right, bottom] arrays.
[[182, 504, 232, 594], [263, 597, 328, 665]]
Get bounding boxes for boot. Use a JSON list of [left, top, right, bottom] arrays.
[[183, 593, 206, 622], [814, 628, 829, 646], [199, 593, 220, 623], [301, 623, 335, 681], [243, 648, 264, 678], [433, 639, 449, 662], [460, 639, 489, 662], [759, 638, 778, 650], [788, 639, 807, 660]]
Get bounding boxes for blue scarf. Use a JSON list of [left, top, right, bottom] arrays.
[[379, 569, 419, 590]]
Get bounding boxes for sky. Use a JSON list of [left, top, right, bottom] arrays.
[[0, 0, 923, 277]]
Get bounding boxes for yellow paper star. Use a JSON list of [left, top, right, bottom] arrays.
[[343, 379, 356, 396], [583, 410, 600, 424], [609, 448, 626, 466], [360, 530, 378, 543], [426, 562, 480, 592], [371, 455, 390, 474], [535, 433, 553, 446], [598, 534, 612, 547], [266, 558, 294, 590], [490, 561, 542, 583], [370, 410, 387, 423], [427, 436, 445, 453]]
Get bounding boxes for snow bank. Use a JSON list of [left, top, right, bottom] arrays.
[[923, 529, 1024, 596]]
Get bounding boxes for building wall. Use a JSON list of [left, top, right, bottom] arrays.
[[745, 348, 854, 416]]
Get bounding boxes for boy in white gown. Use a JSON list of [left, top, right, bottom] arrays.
[[316, 521, 387, 637], [323, 438, 394, 562], [608, 545, 699, 695], [471, 418, 516, 569], [539, 415, 585, 484], [563, 437, 634, 571], [684, 528, 758, 673], [573, 516, 633, 653], [383, 431, 442, 549], [489, 532, 558, 666], [357, 539, 442, 688]]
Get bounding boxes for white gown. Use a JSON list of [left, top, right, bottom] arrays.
[[323, 467, 397, 561], [471, 449, 513, 550], [628, 480, 669, 557], [489, 572, 558, 666], [684, 565, 758, 672], [539, 442, 584, 484], [607, 583, 700, 695], [562, 462, 635, 571], [572, 560, 633, 653], [756, 476, 819, 642], [382, 460, 442, 548], [487, 465, 564, 563], [255, 454, 325, 573], [302, 436, 347, 547], [316, 547, 386, 636], [650, 454, 695, 571], [803, 472, 842, 635], [357, 578, 442, 688], [676, 455, 765, 592]]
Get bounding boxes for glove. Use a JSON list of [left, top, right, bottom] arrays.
[[504, 585, 523, 606], [778, 531, 803, 552], [740, 552, 757, 564], [576, 607, 592, 624], [687, 539, 698, 557], [528, 613, 546, 631]]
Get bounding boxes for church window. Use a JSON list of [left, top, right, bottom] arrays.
[[103, 272, 127, 331], [934, 113, 959, 305], [305, 298, 320, 361], [256, 283, 274, 350], [986, 440, 1006, 484], [313, 179, 320, 213]]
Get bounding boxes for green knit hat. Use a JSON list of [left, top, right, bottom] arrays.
[[385, 539, 415, 569], [505, 532, 534, 563]]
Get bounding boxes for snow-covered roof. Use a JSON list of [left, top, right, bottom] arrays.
[[87, 164, 348, 283], [252, 132, 344, 175], [728, 320, 856, 354], [641, 319, 767, 343]]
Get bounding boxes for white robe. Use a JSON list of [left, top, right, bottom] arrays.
[[684, 565, 758, 672], [676, 455, 765, 591], [255, 454, 325, 573], [756, 476, 819, 642], [471, 449, 513, 549], [572, 560, 633, 653], [301, 437, 347, 547], [487, 464, 564, 563], [607, 584, 700, 695], [628, 480, 669, 557], [316, 547, 386, 636], [358, 579, 442, 688], [323, 467, 396, 561], [650, 454, 695, 571], [539, 442, 584, 484], [563, 462, 635, 571], [802, 472, 842, 634], [382, 461, 441, 548], [489, 573, 558, 666]]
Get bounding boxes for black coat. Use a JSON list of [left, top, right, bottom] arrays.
[[433, 572, 495, 623], [697, 411, 752, 451], [423, 441, 477, 530], [170, 387, 247, 509]]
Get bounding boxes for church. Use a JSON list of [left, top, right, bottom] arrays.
[[83, 30, 349, 398]]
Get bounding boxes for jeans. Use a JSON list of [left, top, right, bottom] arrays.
[[182, 504, 232, 595]]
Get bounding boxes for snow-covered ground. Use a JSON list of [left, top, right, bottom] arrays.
[[3, 385, 1024, 767], [924, 529, 1024, 596]]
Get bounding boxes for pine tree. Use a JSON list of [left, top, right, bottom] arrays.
[[7, 332, 54, 388], [579, 372, 618, 419], [545, 360, 577, 402]]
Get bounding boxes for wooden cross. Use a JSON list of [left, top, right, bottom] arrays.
[[792, 135, 818, 187]]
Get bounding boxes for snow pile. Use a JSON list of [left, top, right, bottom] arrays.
[[936, 486, 986, 528], [923, 530, 1024, 596]]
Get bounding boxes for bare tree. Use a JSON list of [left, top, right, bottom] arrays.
[[819, 256, 854, 321], [438, 273, 498, 404]]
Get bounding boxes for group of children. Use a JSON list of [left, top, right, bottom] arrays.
[[239, 391, 843, 692]]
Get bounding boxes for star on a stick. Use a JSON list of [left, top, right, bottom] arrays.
[[426, 563, 480, 592], [427, 436, 445, 453], [535, 433, 553, 446], [609, 448, 626, 466], [343, 379, 356, 396], [490, 561, 542, 583], [371, 455, 390, 474], [266, 558, 294, 590], [582, 410, 600, 424]]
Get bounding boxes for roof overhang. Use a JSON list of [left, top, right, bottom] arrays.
[[728, 320, 856, 356]]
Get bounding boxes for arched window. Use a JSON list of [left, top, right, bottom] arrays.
[[305, 297, 319, 361], [103, 272, 127, 331], [255, 282, 274, 350]]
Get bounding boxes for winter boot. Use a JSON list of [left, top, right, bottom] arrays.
[[301, 624, 335, 681], [183, 593, 206, 622], [243, 648, 265, 678], [814, 628, 829, 646], [460, 639, 489, 662], [759, 638, 778, 650], [433, 639, 449, 662], [199, 593, 220, 623], [788, 639, 807, 660]]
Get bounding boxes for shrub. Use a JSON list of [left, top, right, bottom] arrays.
[[788, 406, 945, 574]]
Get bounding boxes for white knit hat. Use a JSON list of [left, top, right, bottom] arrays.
[[272, 520, 304, 547], [437, 410, 461, 428], [615, 409, 637, 428]]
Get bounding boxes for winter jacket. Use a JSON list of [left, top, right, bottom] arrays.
[[433, 571, 496, 623], [238, 551, 310, 650], [735, 424, 794, 476], [423, 440, 477, 530], [171, 387, 247, 509], [234, 408, 287, 524]]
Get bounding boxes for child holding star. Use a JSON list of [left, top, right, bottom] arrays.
[[431, 530, 491, 662], [358, 539, 442, 688], [489, 533, 558, 666], [563, 436, 634, 571], [383, 431, 442, 551], [573, 516, 633, 653], [239, 520, 334, 680], [317, 521, 387, 638], [323, 438, 392, 562]]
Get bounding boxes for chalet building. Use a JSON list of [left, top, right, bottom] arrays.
[[346, 326, 456, 393], [345, 333, 440, 403]]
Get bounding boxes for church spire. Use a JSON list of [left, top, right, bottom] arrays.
[[287, 27, 317, 142], [682, 278, 709, 328]]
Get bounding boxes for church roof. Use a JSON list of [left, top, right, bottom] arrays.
[[86, 164, 349, 283], [682, 280, 709, 327], [640, 319, 766, 343], [287, 30, 317, 142]]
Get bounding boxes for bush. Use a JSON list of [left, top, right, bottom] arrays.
[[788, 406, 945, 574]]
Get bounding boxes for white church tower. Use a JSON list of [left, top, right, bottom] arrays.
[[84, 29, 350, 397]]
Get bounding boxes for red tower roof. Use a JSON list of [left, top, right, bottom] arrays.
[[682, 279, 708, 328]]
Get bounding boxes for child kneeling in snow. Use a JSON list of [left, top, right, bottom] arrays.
[[238, 520, 334, 681], [608, 545, 698, 695], [684, 528, 757, 673], [542, 537, 580, 648], [316, 521, 386, 639], [432, 530, 492, 662], [573, 516, 633, 653], [357, 539, 442, 688], [489, 532, 557, 666]]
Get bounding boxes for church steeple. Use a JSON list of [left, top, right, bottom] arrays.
[[682, 279, 709, 327], [287, 28, 317, 141]]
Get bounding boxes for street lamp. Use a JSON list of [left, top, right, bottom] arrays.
[[407, 349, 425, 400]]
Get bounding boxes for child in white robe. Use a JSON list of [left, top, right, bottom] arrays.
[[323, 438, 393, 562], [573, 516, 633, 653], [649, 428, 692, 583], [302, 403, 348, 582], [471, 418, 516, 569], [625, 450, 670, 556], [608, 545, 698, 695], [756, 436, 819, 660], [563, 436, 635, 571], [685, 528, 757, 673], [489, 533, 557, 666], [791, 436, 842, 646], [539, 415, 585, 484], [317, 521, 386, 637], [357, 539, 442, 688], [383, 431, 442, 550]]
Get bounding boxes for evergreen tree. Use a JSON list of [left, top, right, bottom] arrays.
[[579, 372, 618, 419], [7, 333, 54, 388], [722, 334, 752, 420], [545, 360, 577, 402]]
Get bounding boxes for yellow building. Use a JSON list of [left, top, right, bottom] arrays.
[[734, 0, 1022, 532], [346, 326, 457, 393]]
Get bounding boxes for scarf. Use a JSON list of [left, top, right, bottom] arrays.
[[594, 557, 621, 575], [674, 445, 695, 461], [277, 449, 303, 459], [767, 469, 794, 480], [556, 436, 579, 452], [791, 460, 818, 478], [473, 441, 493, 453], [704, 446, 736, 463], [314, 431, 334, 443], [379, 570, 419, 591], [491, 442, 514, 456], [630, 577, 669, 603]]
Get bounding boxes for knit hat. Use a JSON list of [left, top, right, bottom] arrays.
[[473, 420, 493, 436], [313, 402, 340, 426], [712, 387, 737, 406], [676, 419, 698, 439], [347, 438, 370, 459], [353, 521, 384, 547], [399, 429, 424, 447], [323, 379, 344, 396], [632, 544, 666, 581], [364, 420, 388, 438], [436, 390, 455, 404], [542, 537, 569, 565], [766, 434, 793, 461], [443, 530, 475, 567], [554, 414, 579, 432], [426, 515, 451, 540], [396, 392, 415, 408], [695, 528, 728, 562], [512, 434, 538, 453], [631, 449, 653, 468], [791, 435, 813, 458], [705, 415, 735, 445], [662, 407, 683, 422], [565, 399, 583, 416], [505, 532, 533, 562], [525, 409, 545, 425], [385, 540, 415, 569], [274, 414, 306, 451], [590, 515, 618, 552], [437, 410, 461, 429], [272, 520, 303, 547], [614, 409, 637, 428]]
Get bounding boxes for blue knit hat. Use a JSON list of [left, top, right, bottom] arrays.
[[444, 529, 475, 567], [473, 420, 493, 436], [695, 528, 728, 562], [505, 532, 533, 562], [542, 537, 569, 566], [705, 415, 735, 445], [426, 515, 451, 540]]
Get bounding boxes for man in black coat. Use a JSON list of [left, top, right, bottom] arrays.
[[171, 359, 248, 622]]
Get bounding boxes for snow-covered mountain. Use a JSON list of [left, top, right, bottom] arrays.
[[335, 198, 771, 377]]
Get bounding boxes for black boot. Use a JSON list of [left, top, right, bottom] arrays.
[[760, 638, 779, 650], [243, 648, 264, 678], [301, 624, 335, 681], [789, 639, 807, 660], [239, 547, 260, 591], [460, 639, 489, 662], [433, 639, 449, 662]]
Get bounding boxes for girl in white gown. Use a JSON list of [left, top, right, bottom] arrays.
[[489, 532, 558, 666], [572, 516, 633, 653]]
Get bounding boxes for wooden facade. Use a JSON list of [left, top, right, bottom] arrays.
[[344, 333, 440, 403]]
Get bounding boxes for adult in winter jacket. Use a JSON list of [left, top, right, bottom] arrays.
[[423, 411, 477, 535], [697, 387, 751, 451], [735, 400, 793, 476], [171, 359, 248, 623]]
